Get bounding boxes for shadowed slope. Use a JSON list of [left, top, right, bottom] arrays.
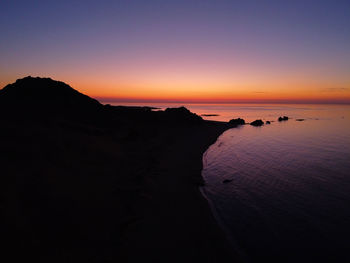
[[0, 77, 238, 263], [0, 76, 101, 107], [0, 76, 102, 119]]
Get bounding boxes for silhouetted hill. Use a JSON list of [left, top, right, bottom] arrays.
[[0, 76, 236, 263], [0, 76, 206, 126], [0, 76, 102, 119], [164, 106, 203, 123]]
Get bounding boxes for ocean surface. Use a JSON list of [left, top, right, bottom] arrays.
[[199, 104, 350, 262], [110, 102, 350, 262]]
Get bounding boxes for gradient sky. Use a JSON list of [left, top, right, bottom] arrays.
[[1, 0, 350, 103]]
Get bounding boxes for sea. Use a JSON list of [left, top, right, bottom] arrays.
[[108, 102, 350, 262]]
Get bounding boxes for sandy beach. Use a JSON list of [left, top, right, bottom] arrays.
[[1, 77, 239, 262], [121, 121, 238, 262]]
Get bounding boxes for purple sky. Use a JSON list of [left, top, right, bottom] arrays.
[[1, 0, 349, 103]]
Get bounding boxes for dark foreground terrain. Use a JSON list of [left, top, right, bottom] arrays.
[[1, 77, 239, 262]]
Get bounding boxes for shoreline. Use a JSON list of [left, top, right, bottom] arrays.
[[120, 121, 241, 262], [199, 186, 246, 262], [201, 138, 248, 262], [1, 111, 241, 262], [1, 77, 241, 262]]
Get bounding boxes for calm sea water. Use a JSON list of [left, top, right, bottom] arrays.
[[110, 102, 350, 262], [199, 104, 350, 262]]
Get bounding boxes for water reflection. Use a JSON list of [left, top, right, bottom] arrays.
[[202, 105, 350, 262]]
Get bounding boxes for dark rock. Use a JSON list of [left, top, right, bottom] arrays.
[[164, 106, 203, 123], [296, 119, 305, 121], [250, 119, 264, 126], [278, 116, 289, 121], [229, 118, 245, 125], [266, 121, 271, 124], [222, 179, 233, 184], [201, 114, 220, 117]]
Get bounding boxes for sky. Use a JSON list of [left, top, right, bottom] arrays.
[[1, 0, 350, 103]]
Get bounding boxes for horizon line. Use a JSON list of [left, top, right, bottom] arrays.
[[95, 97, 350, 105]]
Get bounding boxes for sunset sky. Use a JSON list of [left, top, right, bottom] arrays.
[[1, 0, 350, 103]]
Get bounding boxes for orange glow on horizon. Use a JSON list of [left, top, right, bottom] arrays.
[[70, 80, 350, 104], [1, 72, 349, 104], [44, 66, 348, 104], [1, 1, 349, 105]]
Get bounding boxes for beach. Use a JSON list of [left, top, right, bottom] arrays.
[[121, 121, 238, 262], [1, 77, 239, 262]]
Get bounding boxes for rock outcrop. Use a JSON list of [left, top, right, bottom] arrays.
[[229, 118, 245, 126], [250, 119, 264, 126], [278, 116, 289, 121]]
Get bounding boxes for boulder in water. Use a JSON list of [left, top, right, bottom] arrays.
[[250, 119, 264, 126], [229, 118, 245, 125], [278, 116, 289, 121]]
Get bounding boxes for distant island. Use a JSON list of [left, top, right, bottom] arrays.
[[1, 77, 241, 262], [201, 114, 220, 117]]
